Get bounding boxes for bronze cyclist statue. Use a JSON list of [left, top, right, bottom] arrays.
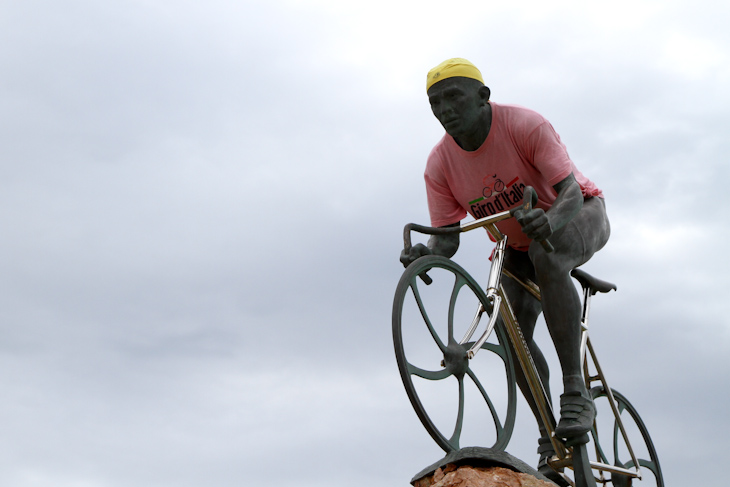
[[400, 58, 611, 484]]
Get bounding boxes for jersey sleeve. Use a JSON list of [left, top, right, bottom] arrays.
[[526, 119, 604, 197], [526, 121, 574, 187]]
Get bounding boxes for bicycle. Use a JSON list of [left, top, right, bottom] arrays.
[[392, 204, 663, 487]]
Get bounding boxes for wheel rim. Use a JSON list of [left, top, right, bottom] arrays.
[[590, 387, 664, 487], [393, 255, 517, 452]]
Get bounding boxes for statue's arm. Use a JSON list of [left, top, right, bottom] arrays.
[[427, 224, 461, 257], [399, 223, 460, 268], [545, 172, 583, 233], [515, 173, 582, 242]]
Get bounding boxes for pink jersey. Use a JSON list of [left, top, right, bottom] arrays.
[[425, 102, 603, 250]]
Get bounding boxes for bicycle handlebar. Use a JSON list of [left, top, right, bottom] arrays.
[[403, 204, 553, 284]]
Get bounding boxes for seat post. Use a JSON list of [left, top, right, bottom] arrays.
[[579, 286, 591, 366]]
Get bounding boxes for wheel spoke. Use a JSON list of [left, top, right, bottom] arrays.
[[612, 401, 627, 463], [637, 458, 661, 479], [447, 274, 467, 342], [613, 416, 621, 464], [482, 342, 508, 360], [590, 425, 610, 465], [448, 375, 465, 449], [407, 363, 452, 381], [466, 367, 503, 436], [408, 278, 447, 352]]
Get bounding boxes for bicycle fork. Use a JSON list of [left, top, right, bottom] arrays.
[[458, 237, 507, 359]]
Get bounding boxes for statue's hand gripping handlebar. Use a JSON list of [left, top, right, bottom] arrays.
[[402, 223, 462, 284], [508, 186, 555, 254]]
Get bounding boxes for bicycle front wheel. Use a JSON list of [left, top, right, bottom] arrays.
[[589, 387, 664, 487], [392, 255, 517, 452]]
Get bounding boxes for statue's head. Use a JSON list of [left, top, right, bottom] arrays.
[[426, 58, 491, 140]]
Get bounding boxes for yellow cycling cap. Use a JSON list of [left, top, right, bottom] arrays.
[[426, 58, 484, 92]]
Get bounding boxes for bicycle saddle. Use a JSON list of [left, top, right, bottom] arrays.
[[570, 268, 617, 295]]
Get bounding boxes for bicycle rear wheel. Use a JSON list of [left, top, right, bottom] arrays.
[[392, 255, 517, 452], [589, 387, 664, 486]]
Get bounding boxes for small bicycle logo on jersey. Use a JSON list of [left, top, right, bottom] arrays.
[[482, 174, 505, 198]]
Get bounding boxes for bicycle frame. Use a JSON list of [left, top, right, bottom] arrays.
[[459, 211, 567, 463], [404, 209, 644, 483]]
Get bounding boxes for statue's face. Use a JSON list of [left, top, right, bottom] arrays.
[[427, 77, 486, 138]]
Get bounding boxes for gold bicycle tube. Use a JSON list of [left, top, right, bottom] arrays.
[[466, 216, 568, 461]]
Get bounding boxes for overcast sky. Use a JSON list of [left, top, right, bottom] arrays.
[[1, 0, 728, 486]]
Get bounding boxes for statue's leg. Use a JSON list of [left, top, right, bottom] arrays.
[[501, 248, 566, 485], [528, 197, 610, 437]]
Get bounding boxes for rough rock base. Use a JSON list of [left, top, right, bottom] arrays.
[[414, 464, 556, 487]]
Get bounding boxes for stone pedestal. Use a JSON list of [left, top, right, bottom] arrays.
[[414, 464, 555, 487], [411, 447, 558, 487]]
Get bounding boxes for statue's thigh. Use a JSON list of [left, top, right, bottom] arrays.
[[533, 197, 610, 270], [502, 247, 542, 341]]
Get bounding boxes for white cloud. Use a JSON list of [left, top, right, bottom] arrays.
[[658, 32, 728, 79]]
